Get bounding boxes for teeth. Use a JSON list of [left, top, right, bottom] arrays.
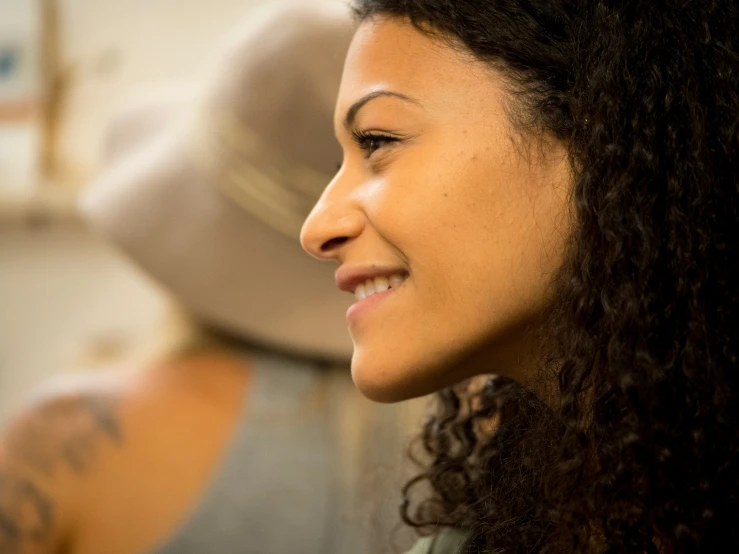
[[354, 274, 406, 301], [374, 277, 389, 293], [364, 280, 375, 296], [355, 283, 366, 300]]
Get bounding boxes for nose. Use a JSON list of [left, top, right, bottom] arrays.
[[301, 176, 364, 261]]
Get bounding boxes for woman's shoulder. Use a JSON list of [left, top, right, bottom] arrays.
[[404, 529, 472, 554]]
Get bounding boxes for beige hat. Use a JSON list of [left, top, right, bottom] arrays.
[[78, 1, 355, 361]]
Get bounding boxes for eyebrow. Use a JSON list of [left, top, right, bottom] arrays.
[[343, 90, 420, 130]]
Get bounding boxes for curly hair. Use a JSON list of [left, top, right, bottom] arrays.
[[351, 1, 739, 552]]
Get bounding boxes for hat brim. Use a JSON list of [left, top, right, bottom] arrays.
[[79, 99, 353, 361]]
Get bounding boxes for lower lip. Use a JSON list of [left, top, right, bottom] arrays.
[[346, 286, 401, 326]]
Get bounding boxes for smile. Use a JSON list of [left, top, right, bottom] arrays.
[[354, 274, 407, 301]]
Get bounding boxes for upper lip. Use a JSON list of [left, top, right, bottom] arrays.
[[335, 265, 408, 293]]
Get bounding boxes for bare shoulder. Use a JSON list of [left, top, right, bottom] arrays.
[[3, 372, 125, 474], [0, 371, 126, 554], [0, 354, 250, 554]]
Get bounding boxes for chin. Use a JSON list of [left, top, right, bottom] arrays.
[[349, 346, 455, 403]]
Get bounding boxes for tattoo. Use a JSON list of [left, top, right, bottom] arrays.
[[5, 392, 123, 478], [0, 472, 54, 554], [0, 392, 122, 551]]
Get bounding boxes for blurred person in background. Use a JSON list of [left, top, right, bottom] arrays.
[[0, 2, 424, 554]]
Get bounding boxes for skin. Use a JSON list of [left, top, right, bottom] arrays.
[[0, 352, 252, 554], [301, 17, 573, 403]]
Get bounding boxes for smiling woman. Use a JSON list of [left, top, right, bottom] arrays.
[[302, 18, 571, 404], [301, 0, 739, 552]]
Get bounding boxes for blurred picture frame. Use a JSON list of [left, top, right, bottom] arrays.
[[0, 0, 44, 194]]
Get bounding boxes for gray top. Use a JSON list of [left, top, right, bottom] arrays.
[[403, 530, 472, 554], [150, 350, 420, 554]]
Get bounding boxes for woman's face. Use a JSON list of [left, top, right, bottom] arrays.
[[301, 17, 572, 402]]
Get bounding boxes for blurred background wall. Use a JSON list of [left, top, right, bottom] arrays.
[[0, 0, 276, 425]]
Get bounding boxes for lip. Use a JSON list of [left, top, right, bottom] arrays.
[[334, 265, 409, 294], [335, 264, 409, 327], [345, 280, 405, 326]]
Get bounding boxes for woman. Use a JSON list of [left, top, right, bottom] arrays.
[[301, 0, 739, 552]]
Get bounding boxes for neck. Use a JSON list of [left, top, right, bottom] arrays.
[[456, 319, 560, 409]]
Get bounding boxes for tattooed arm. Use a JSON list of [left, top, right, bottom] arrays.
[[0, 388, 122, 554], [0, 469, 55, 554]]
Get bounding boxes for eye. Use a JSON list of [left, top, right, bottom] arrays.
[[351, 129, 399, 159]]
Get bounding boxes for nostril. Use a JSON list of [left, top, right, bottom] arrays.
[[321, 236, 349, 253]]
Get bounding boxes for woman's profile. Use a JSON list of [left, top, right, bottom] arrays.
[[301, 0, 739, 552]]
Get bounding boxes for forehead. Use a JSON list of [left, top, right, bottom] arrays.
[[336, 17, 503, 120]]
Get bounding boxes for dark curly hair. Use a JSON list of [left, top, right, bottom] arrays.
[[351, 0, 739, 552]]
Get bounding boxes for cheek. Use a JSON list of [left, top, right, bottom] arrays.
[[375, 137, 567, 314], [366, 138, 508, 249]]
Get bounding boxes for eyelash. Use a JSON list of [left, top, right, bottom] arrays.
[[351, 129, 399, 159]]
